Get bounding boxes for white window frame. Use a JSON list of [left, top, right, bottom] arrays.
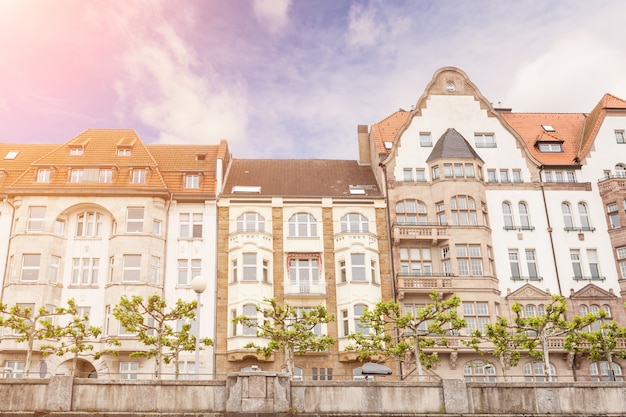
[[237, 212, 265, 232], [76, 211, 103, 238], [36, 168, 51, 183], [71, 257, 100, 286], [340, 213, 369, 233], [27, 206, 46, 231], [131, 168, 148, 184], [185, 174, 200, 189], [180, 212, 203, 238], [126, 207, 144, 233], [122, 255, 141, 282], [288, 213, 317, 237], [21, 254, 41, 281], [119, 361, 139, 380]]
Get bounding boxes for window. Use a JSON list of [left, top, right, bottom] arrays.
[[340, 213, 369, 233], [578, 203, 591, 230], [27, 206, 46, 231], [450, 196, 477, 226], [617, 247, 626, 279], [339, 260, 347, 283], [152, 219, 162, 235], [454, 163, 463, 178], [475, 133, 496, 148], [562, 203, 574, 229], [131, 169, 147, 184], [292, 307, 322, 337], [400, 247, 432, 276], [180, 213, 203, 238], [499, 169, 509, 183], [370, 260, 377, 283], [242, 253, 257, 281], [21, 254, 41, 281], [242, 304, 257, 336], [517, 202, 530, 229], [455, 244, 482, 276], [312, 368, 333, 381], [150, 256, 160, 284], [289, 258, 319, 291], [463, 302, 490, 335], [354, 304, 369, 335], [464, 361, 496, 382], [432, 165, 440, 180], [415, 168, 426, 181], [509, 250, 521, 279], [178, 259, 201, 285], [436, 202, 446, 226], [525, 250, 538, 279], [185, 174, 200, 189], [70, 169, 84, 183], [524, 361, 556, 382], [48, 255, 60, 284], [341, 309, 349, 337], [4, 150, 19, 160], [502, 202, 514, 229], [512, 169, 522, 183], [77, 306, 91, 326], [71, 258, 99, 286], [538, 142, 562, 153], [126, 207, 144, 233], [117, 147, 131, 156], [119, 362, 138, 380], [590, 362, 623, 381], [487, 169, 497, 182], [571, 249, 582, 279], [262, 259, 269, 283], [76, 211, 102, 238], [37, 169, 51, 183], [54, 219, 65, 235], [237, 212, 265, 232], [122, 255, 141, 282], [176, 361, 197, 380], [541, 124, 555, 132], [351, 254, 366, 281], [607, 203, 621, 228], [231, 259, 238, 282], [419, 132, 432, 147], [4, 361, 24, 378], [444, 163, 453, 178], [615, 130, 625, 144], [588, 249, 600, 278], [465, 164, 475, 178], [396, 200, 427, 225], [99, 169, 113, 183], [403, 168, 413, 181], [69, 147, 84, 155], [288, 213, 317, 237]]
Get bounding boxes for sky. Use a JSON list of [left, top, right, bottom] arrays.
[[2, 0, 626, 160]]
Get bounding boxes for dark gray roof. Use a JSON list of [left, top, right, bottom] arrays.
[[222, 159, 382, 198], [426, 128, 484, 163]]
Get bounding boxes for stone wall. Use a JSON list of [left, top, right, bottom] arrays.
[[2, 372, 626, 416]]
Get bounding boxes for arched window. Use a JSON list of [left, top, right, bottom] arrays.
[[525, 304, 536, 317], [615, 164, 626, 178], [502, 202, 514, 229], [396, 200, 427, 225], [524, 361, 556, 382], [578, 202, 591, 230], [76, 211, 103, 237], [242, 304, 258, 336], [590, 362, 623, 381], [463, 361, 496, 382], [289, 213, 317, 237], [237, 212, 265, 232], [451, 196, 477, 226], [354, 304, 369, 335], [562, 202, 574, 229], [340, 213, 369, 233], [519, 202, 531, 229]]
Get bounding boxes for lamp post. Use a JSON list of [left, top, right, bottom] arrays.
[[191, 276, 207, 378]]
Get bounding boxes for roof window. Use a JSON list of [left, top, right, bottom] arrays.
[[4, 151, 19, 160], [349, 186, 366, 195], [537, 142, 563, 153], [196, 153, 207, 161], [232, 185, 261, 194], [383, 141, 392, 150], [541, 124, 555, 132]]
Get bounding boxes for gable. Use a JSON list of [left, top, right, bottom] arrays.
[[569, 284, 616, 300], [506, 284, 552, 301]]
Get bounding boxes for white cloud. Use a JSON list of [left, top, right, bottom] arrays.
[[252, 0, 291, 34], [346, 3, 382, 48]]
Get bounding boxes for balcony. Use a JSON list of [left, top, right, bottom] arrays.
[[334, 232, 378, 251], [598, 173, 626, 196], [393, 223, 448, 244], [573, 275, 606, 282], [510, 276, 543, 282], [396, 273, 499, 299], [228, 230, 273, 250], [283, 282, 326, 297]]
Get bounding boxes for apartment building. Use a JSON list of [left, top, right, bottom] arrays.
[[0, 129, 229, 379], [360, 66, 626, 381], [215, 159, 391, 379]]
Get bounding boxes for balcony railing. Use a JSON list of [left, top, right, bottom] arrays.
[[573, 275, 606, 282], [503, 225, 535, 231], [393, 223, 448, 242], [284, 282, 326, 296], [511, 276, 543, 282]]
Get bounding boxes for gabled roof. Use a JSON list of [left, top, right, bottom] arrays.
[[500, 113, 585, 166], [0, 144, 58, 190], [579, 93, 626, 159], [370, 110, 410, 156], [426, 128, 484, 162], [222, 159, 382, 198]]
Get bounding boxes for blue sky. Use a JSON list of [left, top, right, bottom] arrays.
[[1, 0, 626, 159]]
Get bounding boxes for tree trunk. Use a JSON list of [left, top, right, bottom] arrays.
[[24, 337, 34, 378], [541, 333, 552, 381], [414, 337, 423, 380]]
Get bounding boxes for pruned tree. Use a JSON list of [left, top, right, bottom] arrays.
[[164, 321, 213, 380], [40, 299, 120, 377], [113, 294, 211, 379], [511, 295, 603, 381], [564, 320, 626, 380], [233, 298, 335, 377], [0, 301, 69, 377], [346, 291, 465, 379], [463, 316, 526, 381]]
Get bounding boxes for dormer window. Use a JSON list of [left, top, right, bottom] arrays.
[[185, 174, 200, 189], [117, 147, 132, 156], [131, 168, 148, 184], [537, 142, 563, 153], [69, 147, 84, 156], [36, 169, 51, 183], [383, 141, 392, 150], [541, 124, 555, 132], [196, 153, 207, 161], [4, 151, 19, 159]]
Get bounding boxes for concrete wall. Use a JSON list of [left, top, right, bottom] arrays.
[[2, 373, 626, 416]]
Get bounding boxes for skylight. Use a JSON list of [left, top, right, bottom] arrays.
[[4, 151, 19, 160], [541, 124, 555, 132], [349, 186, 366, 195], [232, 185, 261, 193], [383, 141, 393, 150]]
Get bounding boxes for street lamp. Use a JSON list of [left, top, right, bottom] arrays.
[[191, 275, 207, 378]]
